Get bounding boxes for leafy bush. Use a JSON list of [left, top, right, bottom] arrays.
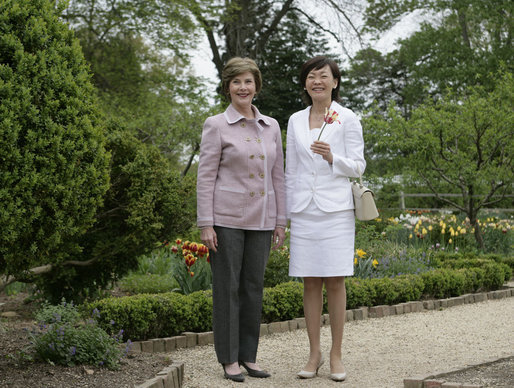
[[370, 275, 425, 306], [118, 274, 179, 294], [30, 301, 129, 369], [35, 299, 81, 325], [36, 125, 197, 302], [0, 0, 109, 287], [261, 282, 304, 323], [86, 291, 213, 340], [345, 278, 376, 308], [263, 246, 301, 287]]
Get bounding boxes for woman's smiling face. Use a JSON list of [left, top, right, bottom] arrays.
[[305, 65, 337, 104], [229, 71, 256, 110]]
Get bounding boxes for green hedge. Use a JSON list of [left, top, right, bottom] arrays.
[[86, 260, 509, 340], [85, 291, 213, 341]]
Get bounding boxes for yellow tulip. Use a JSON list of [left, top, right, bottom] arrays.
[[449, 238, 453, 244], [354, 257, 358, 265], [372, 259, 378, 267], [409, 234, 413, 239], [422, 228, 428, 235], [428, 225, 433, 231], [356, 249, 366, 258]]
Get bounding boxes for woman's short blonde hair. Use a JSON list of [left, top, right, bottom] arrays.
[[222, 57, 262, 99]]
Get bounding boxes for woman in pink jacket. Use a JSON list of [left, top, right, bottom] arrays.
[[196, 57, 287, 382]]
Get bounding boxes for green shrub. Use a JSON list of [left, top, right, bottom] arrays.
[[118, 274, 179, 294], [264, 246, 300, 287], [373, 275, 425, 305], [36, 126, 197, 302], [346, 278, 376, 309], [261, 282, 304, 323], [30, 301, 128, 369], [86, 291, 213, 340], [0, 0, 109, 288], [35, 299, 81, 325]]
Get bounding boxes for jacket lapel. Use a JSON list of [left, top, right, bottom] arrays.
[[295, 106, 314, 159]]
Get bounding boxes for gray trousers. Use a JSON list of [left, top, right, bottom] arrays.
[[210, 226, 272, 364]]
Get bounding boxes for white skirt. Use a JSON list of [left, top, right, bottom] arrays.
[[289, 200, 355, 277]]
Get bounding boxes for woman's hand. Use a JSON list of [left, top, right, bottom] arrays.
[[272, 227, 286, 250], [200, 227, 218, 252], [310, 140, 333, 164]]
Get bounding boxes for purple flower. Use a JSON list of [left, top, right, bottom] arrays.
[[69, 346, 76, 356]]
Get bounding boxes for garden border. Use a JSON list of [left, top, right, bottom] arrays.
[[403, 355, 514, 388], [133, 285, 513, 388]]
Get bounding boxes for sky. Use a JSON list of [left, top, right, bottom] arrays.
[[190, 1, 424, 88]]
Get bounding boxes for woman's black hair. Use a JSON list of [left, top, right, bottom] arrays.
[[300, 56, 341, 105]]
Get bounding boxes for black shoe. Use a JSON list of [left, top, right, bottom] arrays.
[[239, 361, 271, 378], [222, 365, 245, 382]]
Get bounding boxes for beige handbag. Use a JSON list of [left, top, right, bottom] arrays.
[[351, 168, 379, 221]]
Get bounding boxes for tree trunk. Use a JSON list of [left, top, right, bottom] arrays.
[[467, 190, 484, 250], [181, 143, 200, 177]]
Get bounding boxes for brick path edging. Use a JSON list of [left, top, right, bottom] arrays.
[[135, 362, 184, 388], [403, 355, 514, 388], [133, 286, 513, 388]]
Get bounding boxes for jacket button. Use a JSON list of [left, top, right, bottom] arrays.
[[249, 191, 255, 197], [249, 154, 255, 159], [259, 155, 265, 160], [260, 191, 265, 196], [241, 123, 246, 127], [245, 137, 251, 142], [249, 173, 255, 178], [259, 172, 264, 178], [256, 138, 262, 143]]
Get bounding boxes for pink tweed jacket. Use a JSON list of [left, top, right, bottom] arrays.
[[196, 104, 287, 230]]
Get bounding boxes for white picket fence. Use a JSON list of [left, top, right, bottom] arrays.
[[395, 192, 514, 212]]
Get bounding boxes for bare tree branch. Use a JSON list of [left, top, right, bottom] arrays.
[[254, 0, 295, 57], [0, 257, 99, 293]]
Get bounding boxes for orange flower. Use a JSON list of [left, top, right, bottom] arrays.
[[317, 107, 340, 140], [189, 242, 199, 253]]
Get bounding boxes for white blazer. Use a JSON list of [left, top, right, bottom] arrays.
[[285, 101, 366, 219]]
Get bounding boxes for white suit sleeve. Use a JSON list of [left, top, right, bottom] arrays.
[[331, 111, 366, 178]]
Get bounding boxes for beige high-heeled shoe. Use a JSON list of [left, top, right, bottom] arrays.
[[329, 361, 347, 381], [297, 355, 325, 379], [330, 371, 347, 381]]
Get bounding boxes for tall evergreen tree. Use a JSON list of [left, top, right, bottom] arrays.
[[0, 0, 110, 290]]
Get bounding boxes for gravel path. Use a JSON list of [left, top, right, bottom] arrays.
[[174, 297, 514, 387]]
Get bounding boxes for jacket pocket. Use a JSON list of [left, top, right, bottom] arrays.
[[214, 186, 245, 217]]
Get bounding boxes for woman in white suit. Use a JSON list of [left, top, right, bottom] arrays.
[[285, 56, 365, 381]]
